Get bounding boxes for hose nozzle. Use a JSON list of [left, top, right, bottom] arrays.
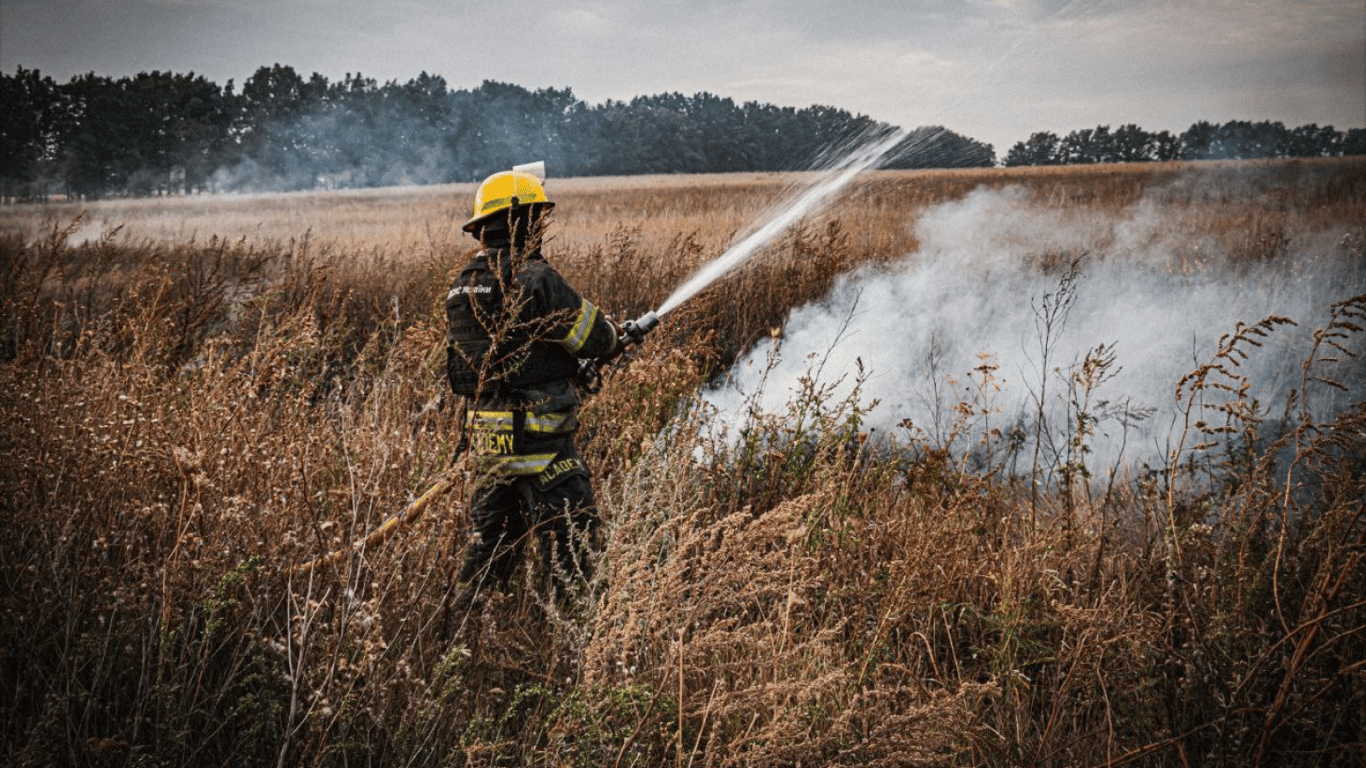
[[621, 310, 659, 345]]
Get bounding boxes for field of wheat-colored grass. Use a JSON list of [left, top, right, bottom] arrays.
[[2, 158, 1364, 766]]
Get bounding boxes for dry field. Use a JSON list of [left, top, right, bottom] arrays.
[[2, 158, 1364, 766]]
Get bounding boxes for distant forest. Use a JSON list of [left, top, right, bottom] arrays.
[[1003, 122, 1365, 167], [2, 64, 1363, 200]]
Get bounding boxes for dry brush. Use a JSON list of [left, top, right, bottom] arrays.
[[2, 159, 1364, 766]]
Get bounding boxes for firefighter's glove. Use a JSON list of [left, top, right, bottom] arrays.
[[595, 320, 628, 363], [604, 327, 626, 359]]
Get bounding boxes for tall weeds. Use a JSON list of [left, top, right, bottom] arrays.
[[2, 160, 1364, 766]]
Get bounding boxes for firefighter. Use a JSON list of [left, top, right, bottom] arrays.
[[445, 167, 623, 605]]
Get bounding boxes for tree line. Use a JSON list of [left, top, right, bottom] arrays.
[[3, 63, 1362, 200], [1004, 121, 1365, 166], [0, 65, 990, 200]]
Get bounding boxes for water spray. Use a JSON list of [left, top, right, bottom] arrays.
[[617, 127, 911, 342], [662, 127, 908, 317]]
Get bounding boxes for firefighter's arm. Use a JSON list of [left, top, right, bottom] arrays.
[[560, 299, 621, 359], [533, 266, 622, 359]]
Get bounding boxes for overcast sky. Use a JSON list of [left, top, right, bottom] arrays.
[[2, 0, 1362, 155]]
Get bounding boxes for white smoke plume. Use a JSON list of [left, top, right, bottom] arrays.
[[706, 183, 1365, 471]]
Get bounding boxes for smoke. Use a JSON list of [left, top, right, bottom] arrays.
[[207, 107, 462, 194], [706, 183, 1366, 471]]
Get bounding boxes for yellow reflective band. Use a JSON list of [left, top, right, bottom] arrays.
[[468, 411, 516, 432], [467, 410, 575, 434], [560, 299, 598, 354], [484, 453, 557, 476], [524, 413, 576, 434]]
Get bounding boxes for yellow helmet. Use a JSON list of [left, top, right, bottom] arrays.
[[463, 170, 554, 233]]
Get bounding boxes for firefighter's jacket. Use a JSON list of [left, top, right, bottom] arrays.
[[445, 247, 618, 484]]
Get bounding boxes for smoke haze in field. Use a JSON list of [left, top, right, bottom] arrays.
[[204, 107, 462, 194], [706, 184, 1366, 469]]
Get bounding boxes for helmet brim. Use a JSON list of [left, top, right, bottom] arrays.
[[462, 200, 555, 233]]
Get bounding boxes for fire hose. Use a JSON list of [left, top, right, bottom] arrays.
[[288, 469, 462, 576], [286, 310, 660, 577]]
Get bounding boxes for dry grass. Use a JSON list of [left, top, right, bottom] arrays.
[[2, 158, 1364, 767]]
